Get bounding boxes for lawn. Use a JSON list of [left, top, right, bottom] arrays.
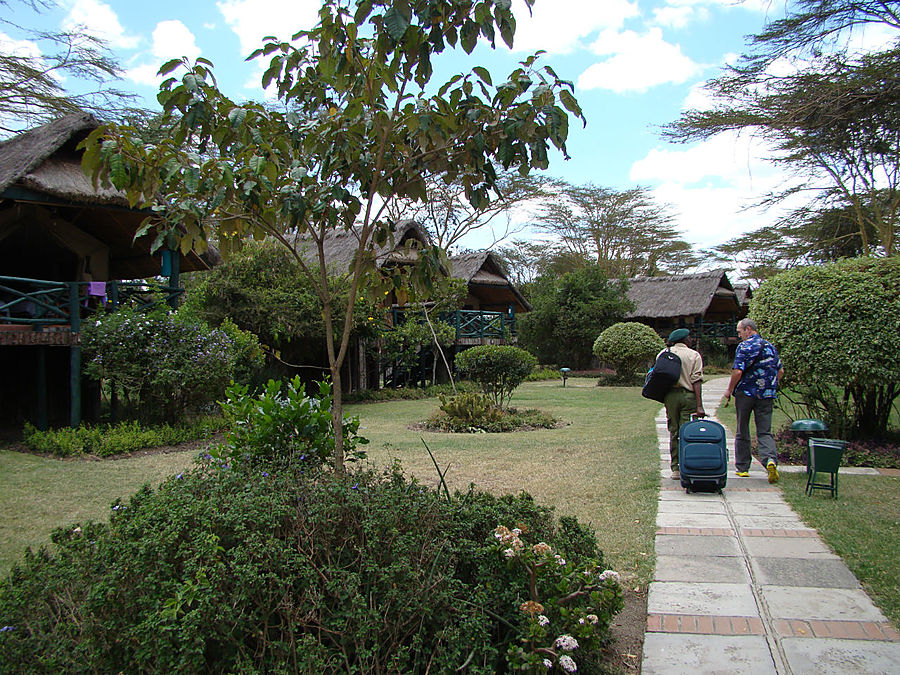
[[1, 381, 664, 591]]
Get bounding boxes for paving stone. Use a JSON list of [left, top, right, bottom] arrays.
[[657, 512, 733, 529], [659, 490, 723, 502], [781, 637, 900, 674], [751, 557, 860, 589], [763, 586, 887, 622], [724, 490, 788, 504], [741, 536, 837, 559], [658, 499, 727, 514], [654, 554, 751, 583], [733, 514, 807, 529], [656, 534, 742, 557], [642, 633, 776, 674], [648, 582, 759, 616], [729, 501, 797, 517]]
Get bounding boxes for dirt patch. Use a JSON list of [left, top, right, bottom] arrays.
[[601, 588, 646, 673]]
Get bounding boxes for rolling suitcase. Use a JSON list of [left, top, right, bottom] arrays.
[[679, 417, 727, 493]]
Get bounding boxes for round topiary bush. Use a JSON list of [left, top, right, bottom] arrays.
[[593, 322, 664, 381], [0, 460, 623, 674], [455, 345, 538, 408]]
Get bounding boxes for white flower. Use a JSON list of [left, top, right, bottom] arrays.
[[598, 569, 621, 583], [559, 654, 577, 672], [538, 614, 550, 627], [512, 527, 522, 536], [578, 617, 585, 624], [554, 634, 578, 651], [503, 548, 516, 558], [543, 658, 553, 669], [555, 555, 566, 566], [586, 614, 599, 624]]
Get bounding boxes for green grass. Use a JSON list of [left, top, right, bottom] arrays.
[[779, 471, 900, 627], [350, 380, 662, 588], [0, 447, 196, 575], [0, 381, 664, 589]]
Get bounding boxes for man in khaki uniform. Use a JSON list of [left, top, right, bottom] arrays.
[[660, 328, 705, 479]]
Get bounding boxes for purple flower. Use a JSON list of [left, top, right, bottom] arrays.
[[0, 626, 14, 632], [351, 483, 359, 490], [176, 473, 184, 480], [262, 472, 270, 477]]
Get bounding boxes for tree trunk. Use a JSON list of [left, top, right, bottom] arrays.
[[331, 363, 345, 471]]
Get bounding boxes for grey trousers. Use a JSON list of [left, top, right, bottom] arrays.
[[734, 392, 776, 471]]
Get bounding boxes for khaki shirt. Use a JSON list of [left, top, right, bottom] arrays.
[[657, 342, 704, 392]]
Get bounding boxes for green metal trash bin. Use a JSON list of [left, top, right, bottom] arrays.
[[806, 437, 848, 498]]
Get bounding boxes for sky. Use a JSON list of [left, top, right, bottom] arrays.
[[6, 0, 812, 261]]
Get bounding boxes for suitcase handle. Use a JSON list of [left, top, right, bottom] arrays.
[[691, 412, 707, 420]]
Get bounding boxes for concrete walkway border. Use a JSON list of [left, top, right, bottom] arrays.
[[641, 377, 900, 674]]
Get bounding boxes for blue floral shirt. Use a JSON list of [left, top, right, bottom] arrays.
[[733, 334, 782, 399]]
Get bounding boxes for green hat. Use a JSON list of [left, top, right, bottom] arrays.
[[668, 328, 690, 343]]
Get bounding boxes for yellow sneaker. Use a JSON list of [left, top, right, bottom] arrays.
[[735, 470, 750, 478], [767, 460, 779, 484]]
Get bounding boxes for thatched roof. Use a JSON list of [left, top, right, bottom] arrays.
[[626, 269, 738, 319], [449, 250, 531, 312], [733, 282, 752, 307], [298, 220, 432, 273], [0, 114, 218, 277], [0, 113, 127, 205]]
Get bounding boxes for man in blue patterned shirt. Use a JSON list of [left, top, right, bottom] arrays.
[[724, 319, 785, 483]]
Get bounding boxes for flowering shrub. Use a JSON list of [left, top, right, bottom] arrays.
[[81, 306, 263, 423], [218, 376, 367, 469], [495, 525, 625, 673], [428, 393, 559, 432], [0, 463, 615, 674]]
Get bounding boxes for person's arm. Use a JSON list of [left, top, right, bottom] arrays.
[[693, 379, 706, 417], [724, 368, 743, 400]]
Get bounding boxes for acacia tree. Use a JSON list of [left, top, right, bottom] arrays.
[[0, 0, 138, 134], [384, 168, 548, 251], [82, 0, 584, 470], [536, 182, 699, 276]]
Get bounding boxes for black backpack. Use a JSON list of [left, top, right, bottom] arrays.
[[642, 348, 682, 402]]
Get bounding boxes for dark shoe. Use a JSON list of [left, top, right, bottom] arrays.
[[767, 460, 779, 484], [671, 470, 681, 480]]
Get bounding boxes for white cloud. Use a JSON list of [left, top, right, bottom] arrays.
[[652, 6, 702, 30], [124, 21, 200, 88], [630, 133, 802, 248], [216, 0, 321, 57], [0, 31, 41, 59], [577, 28, 702, 92], [510, 0, 639, 54], [62, 0, 139, 49]]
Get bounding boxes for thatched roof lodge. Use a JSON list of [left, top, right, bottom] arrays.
[[626, 269, 745, 341], [0, 113, 215, 281], [449, 251, 531, 314]]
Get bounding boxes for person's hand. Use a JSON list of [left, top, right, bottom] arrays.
[[723, 391, 731, 408], [696, 408, 706, 418]]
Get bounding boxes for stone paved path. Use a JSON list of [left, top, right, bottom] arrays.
[[641, 377, 900, 674]]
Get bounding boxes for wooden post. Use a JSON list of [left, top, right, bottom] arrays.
[[68, 282, 81, 428], [36, 346, 48, 431]]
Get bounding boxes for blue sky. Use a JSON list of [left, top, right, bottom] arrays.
[[7, 0, 802, 256]]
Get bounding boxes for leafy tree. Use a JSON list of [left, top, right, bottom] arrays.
[[182, 240, 374, 370], [0, 0, 138, 134], [665, 4, 900, 256], [518, 266, 632, 369], [385, 168, 548, 251], [535, 182, 699, 276], [454, 344, 537, 408], [82, 0, 584, 469], [712, 201, 878, 284], [592, 321, 664, 381], [751, 256, 900, 438]]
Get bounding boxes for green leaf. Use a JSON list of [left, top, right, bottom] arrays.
[[472, 66, 492, 86], [559, 89, 583, 119], [158, 58, 182, 77], [228, 107, 247, 128], [461, 21, 478, 54], [384, 7, 410, 42]]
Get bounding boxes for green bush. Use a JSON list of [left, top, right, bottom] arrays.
[[524, 366, 562, 382], [753, 257, 900, 438], [592, 322, 664, 380], [21, 417, 223, 458], [82, 306, 264, 423], [438, 392, 505, 425], [455, 345, 538, 408], [219, 377, 367, 469], [343, 381, 477, 403], [0, 463, 621, 674], [428, 394, 559, 433]]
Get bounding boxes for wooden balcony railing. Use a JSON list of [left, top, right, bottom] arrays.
[[389, 308, 517, 341], [0, 276, 183, 329]]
